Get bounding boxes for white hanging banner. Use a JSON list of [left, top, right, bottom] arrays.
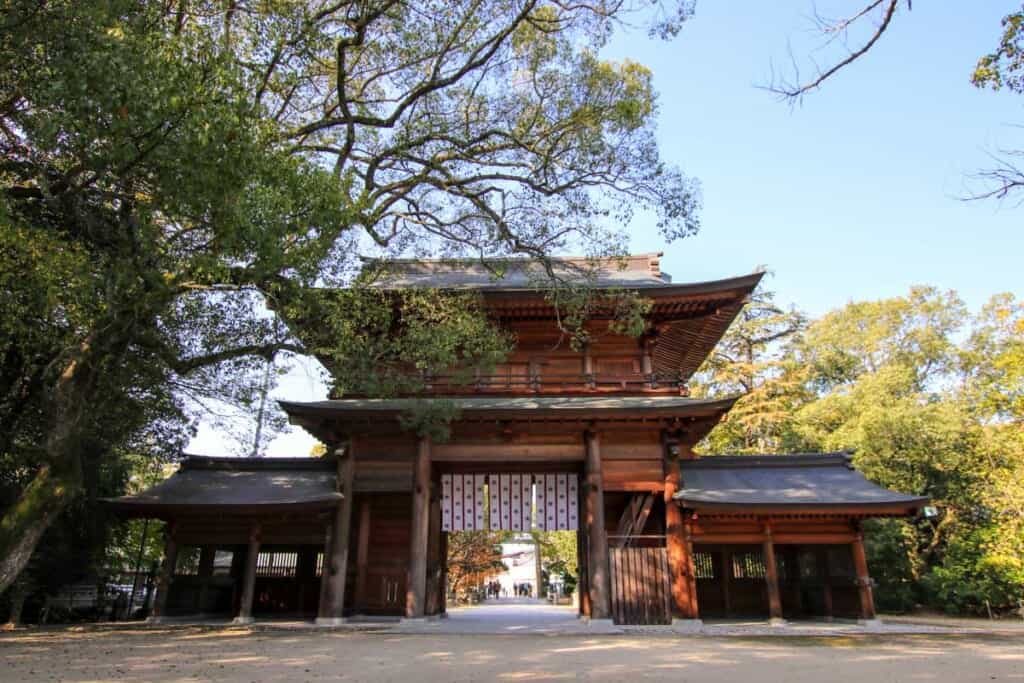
[[441, 473, 578, 532]]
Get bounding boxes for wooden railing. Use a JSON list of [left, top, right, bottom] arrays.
[[413, 372, 691, 396]]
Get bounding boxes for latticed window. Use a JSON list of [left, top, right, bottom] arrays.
[[731, 551, 766, 579], [694, 552, 715, 579], [255, 551, 298, 578], [174, 546, 201, 576], [211, 550, 234, 577], [828, 546, 856, 579], [315, 552, 324, 577]]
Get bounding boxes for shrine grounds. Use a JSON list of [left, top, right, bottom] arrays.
[[2, 623, 1023, 683]]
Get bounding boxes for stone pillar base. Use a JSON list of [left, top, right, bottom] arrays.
[[314, 617, 347, 627], [670, 618, 703, 632], [144, 616, 166, 625], [768, 617, 788, 627], [857, 618, 884, 628], [399, 615, 441, 625], [231, 616, 255, 625], [581, 618, 615, 627]]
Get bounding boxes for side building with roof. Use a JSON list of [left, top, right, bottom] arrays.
[[107, 253, 926, 626]]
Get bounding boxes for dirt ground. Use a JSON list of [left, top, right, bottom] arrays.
[[2, 626, 1023, 682]]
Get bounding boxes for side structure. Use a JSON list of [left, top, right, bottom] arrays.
[[107, 254, 927, 625]]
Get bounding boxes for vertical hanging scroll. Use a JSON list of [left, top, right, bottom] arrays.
[[567, 474, 579, 530], [441, 474, 453, 532], [474, 474, 487, 530], [534, 474, 546, 530], [510, 474, 522, 530], [544, 474, 557, 531], [499, 474, 511, 529], [556, 473, 569, 530], [461, 474, 475, 531], [520, 475, 533, 530], [452, 474, 464, 530], [489, 474, 501, 530]]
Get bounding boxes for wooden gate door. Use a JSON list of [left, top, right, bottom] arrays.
[[609, 547, 671, 625]]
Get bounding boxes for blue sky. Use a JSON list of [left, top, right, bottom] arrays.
[[608, 1, 1021, 316], [190, 2, 1023, 457]]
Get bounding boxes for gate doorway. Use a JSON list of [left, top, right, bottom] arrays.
[[441, 526, 581, 631]]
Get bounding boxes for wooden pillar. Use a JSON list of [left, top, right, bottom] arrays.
[[150, 522, 178, 621], [640, 334, 655, 377], [197, 545, 214, 614], [664, 437, 696, 620], [426, 473, 443, 616], [721, 549, 731, 615], [851, 531, 877, 621], [683, 517, 699, 619], [584, 429, 611, 620], [234, 523, 261, 624], [762, 523, 783, 622], [406, 434, 431, 618], [318, 443, 355, 624], [439, 528, 448, 614], [354, 498, 371, 612]]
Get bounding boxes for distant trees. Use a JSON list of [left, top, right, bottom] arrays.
[[694, 285, 1024, 615], [445, 532, 507, 603]]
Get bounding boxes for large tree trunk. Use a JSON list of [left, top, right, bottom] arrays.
[[0, 350, 89, 597], [0, 461, 81, 596]]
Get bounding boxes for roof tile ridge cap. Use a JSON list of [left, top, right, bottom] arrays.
[[681, 452, 851, 468]]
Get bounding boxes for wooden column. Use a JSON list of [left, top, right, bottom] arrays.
[[150, 522, 178, 621], [721, 549, 731, 615], [406, 434, 431, 618], [439, 527, 448, 615], [234, 522, 261, 624], [354, 498, 371, 612], [584, 429, 611, 620], [318, 443, 355, 624], [664, 437, 696, 620], [197, 545, 214, 614], [762, 523, 783, 622], [851, 531, 877, 621], [426, 473, 443, 616], [684, 518, 699, 617]]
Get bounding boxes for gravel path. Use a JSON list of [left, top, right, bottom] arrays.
[[2, 625, 1023, 682]]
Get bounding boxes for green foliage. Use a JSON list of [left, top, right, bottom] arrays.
[[696, 285, 1024, 616], [973, 8, 1024, 93], [535, 530, 578, 581], [445, 531, 507, 602], [1, 0, 698, 599]]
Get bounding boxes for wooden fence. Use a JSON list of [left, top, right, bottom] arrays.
[[608, 546, 671, 625]]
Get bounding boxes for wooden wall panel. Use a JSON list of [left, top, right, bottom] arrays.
[[602, 459, 664, 492], [433, 442, 584, 461]]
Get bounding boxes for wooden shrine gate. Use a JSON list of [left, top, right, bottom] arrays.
[[609, 546, 672, 625]]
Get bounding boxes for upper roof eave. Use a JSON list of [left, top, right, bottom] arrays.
[[279, 395, 739, 419]]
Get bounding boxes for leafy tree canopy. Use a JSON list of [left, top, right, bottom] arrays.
[[0, 0, 699, 598]]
